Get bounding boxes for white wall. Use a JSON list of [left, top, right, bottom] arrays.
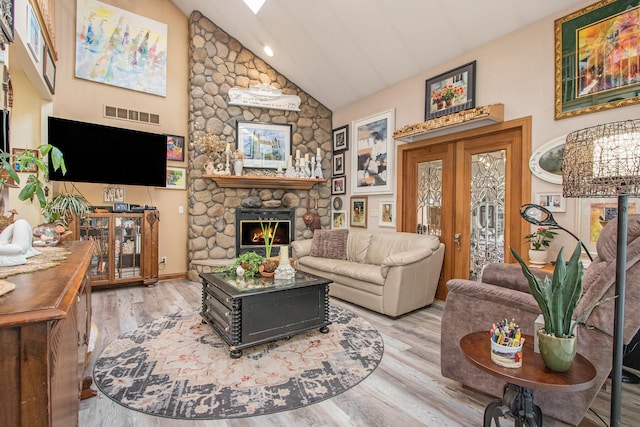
[[333, 0, 640, 258]]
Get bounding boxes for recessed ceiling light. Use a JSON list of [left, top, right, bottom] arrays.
[[264, 45, 274, 57], [243, 0, 266, 14]]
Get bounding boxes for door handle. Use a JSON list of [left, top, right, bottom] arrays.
[[454, 233, 461, 250]]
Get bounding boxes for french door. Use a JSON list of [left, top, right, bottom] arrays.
[[397, 118, 531, 300]]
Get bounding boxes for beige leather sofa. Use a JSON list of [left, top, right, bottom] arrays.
[[291, 230, 444, 317]]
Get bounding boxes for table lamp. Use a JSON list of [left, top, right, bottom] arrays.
[[562, 119, 640, 427]]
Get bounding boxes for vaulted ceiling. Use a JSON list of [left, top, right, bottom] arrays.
[[170, 0, 588, 111]]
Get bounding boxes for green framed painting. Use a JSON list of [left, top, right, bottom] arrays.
[[555, 0, 640, 119]]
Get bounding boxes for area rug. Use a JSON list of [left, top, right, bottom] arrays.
[[93, 306, 384, 420]]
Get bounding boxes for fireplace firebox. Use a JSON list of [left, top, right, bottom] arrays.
[[236, 208, 295, 257]]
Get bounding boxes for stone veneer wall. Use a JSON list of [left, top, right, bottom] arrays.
[[187, 12, 332, 281]]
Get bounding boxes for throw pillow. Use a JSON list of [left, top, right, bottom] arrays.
[[310, 229, 348, 260]]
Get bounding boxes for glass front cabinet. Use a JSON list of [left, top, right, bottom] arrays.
[[76, 210, 159, 287]]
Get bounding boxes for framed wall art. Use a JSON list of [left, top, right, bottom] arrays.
[[332, 124, 349, 152], [75, 0, 168, 97], [332, 151, 345, 176], [529, 134, 565, 184], [332, 210, 347, 229], [350, 196, 368, 228], [166, 134, 184, 161], [331, 176, 346, 195], [352, 109, 394, 195], [555, 0, 640, 119], [535, 192, 565, 213], [11, 148, 38, 172], [425, 60, 476, 120], [27, 2, 41, 62], [166, 166, 186, 190], [576, 197, 639, 254], [43, 45, 55, 94], [0, 0, 14, 44], [378, 200, 396, 228], [103, 186, 125, 203], [236, 120, 291, 169]]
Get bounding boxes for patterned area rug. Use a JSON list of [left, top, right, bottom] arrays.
[[94, 306, 384, 420]]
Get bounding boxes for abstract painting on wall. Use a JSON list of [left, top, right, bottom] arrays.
[[75, 0, 168, 96]]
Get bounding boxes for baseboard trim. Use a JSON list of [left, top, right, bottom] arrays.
[[158, 272, 188, 281]]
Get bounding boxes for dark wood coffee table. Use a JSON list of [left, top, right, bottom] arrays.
[[200, 270, 331, 358], [460, 331, 597, 427]]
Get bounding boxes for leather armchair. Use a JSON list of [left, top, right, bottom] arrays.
[[440, 215, 640, 426]]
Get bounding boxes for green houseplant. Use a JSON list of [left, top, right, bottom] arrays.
[[215, 251, 264, 279], [511, 243, 613, 371], [0, 144, 66, 210], [42, 193, 91, 229], [259, 219, 279, 275]]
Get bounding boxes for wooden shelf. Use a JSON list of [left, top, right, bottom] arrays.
[[204, 174, 326, 189], [393, 103, 504, 142]]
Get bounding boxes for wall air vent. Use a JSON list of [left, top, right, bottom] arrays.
[[103, 105, 160, 126]]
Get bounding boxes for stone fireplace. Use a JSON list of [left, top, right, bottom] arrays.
[[236, 208, 295, 257], [186, 12, 333, 281]]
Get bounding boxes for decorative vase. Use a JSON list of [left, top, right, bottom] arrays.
[[32, 224, 62, 247], [234, 159, 243, 176], [537, 329, 577, 372], [446, 98, 453, 107], [528, 249, 548, 265]]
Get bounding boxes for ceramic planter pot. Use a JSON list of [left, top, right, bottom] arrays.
[[528, 249, 548, 265], [537, 329, 577, 372]]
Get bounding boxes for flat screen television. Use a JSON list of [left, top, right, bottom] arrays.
[[47, 116, 167, 187]]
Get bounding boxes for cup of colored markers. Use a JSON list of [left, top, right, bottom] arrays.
[[489, 319, 524, 368]]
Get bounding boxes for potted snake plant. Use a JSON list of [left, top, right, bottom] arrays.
[[511, 243, 613, 372]]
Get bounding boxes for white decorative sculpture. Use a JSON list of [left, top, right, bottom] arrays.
[[274, 246, 296, 280], [0, 219, 41, 267]]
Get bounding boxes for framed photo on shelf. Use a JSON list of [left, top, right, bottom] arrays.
[[0, 0, 14, 44], [11, 148, 38, 172], [425, 60, 476, 120], [352, 109, 394, 195], [331, 176, 346, 195], [332, 125, 349, 152], [378, 200, 396, 228], [332, 210, 347, 229], [166, 166, 186, 190], [166, 135, 185, 161], [555, 1, 640, 119], [43, 45, 56, 94], [350, 196, 368, 228], [236, 120, 291, 169], [332, 152, 345, 176], [576, 197, 639, 254], [535, 191, 565, 212]]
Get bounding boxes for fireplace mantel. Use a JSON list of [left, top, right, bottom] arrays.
[[204, 175, 326, 190]]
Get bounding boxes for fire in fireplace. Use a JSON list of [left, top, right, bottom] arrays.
[[236, 208, 295, 257]]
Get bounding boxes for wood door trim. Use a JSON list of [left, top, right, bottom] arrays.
[[396, 117, 531, 295]]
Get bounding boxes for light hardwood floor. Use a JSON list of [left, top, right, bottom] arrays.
[[80, 279, 639, 426]]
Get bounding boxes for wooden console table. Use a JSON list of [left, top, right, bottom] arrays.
[[0, 241, 94, 427], [460, 331, 596, 426]]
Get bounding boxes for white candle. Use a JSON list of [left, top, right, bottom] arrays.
[[305, 153, 309, 162], [296, 149, 300, 159], [226, 142, 230, 152], [280, 246, 289, 263], [300, 158, 305, 167], [317, 148, 321, 157], [288, 155, 293, 167]]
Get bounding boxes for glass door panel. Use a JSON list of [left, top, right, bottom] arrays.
[[469, 150, 506, 280], [417, 160, 443, 236], [78, 215, 110, 281], [115, 215, 142, 280]]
